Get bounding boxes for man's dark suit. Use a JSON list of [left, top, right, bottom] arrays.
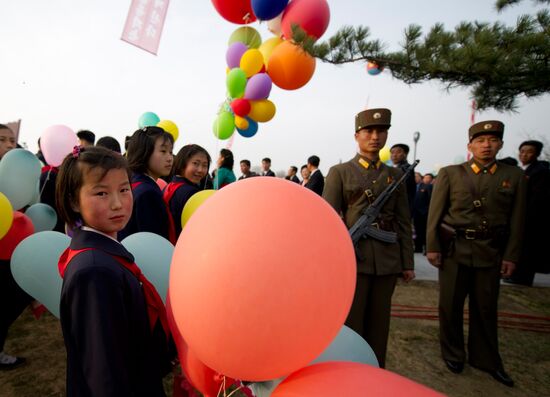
[[305, 169, 324, 196], [510, 160, 550, 284], [395, 161, 416, 216], [412, 183, 432, 252], [262, 170, 275, 177]]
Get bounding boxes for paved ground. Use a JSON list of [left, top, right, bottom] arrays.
[[413, 253, 550, 287]]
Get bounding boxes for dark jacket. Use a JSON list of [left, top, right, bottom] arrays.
[[165, 176, 200, 238], [60, 229, 170, 397], [305, 169, 325, 196], [395, 161, 416, 216], [119, 173, 170, 241]]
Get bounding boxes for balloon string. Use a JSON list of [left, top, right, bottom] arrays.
[[38, 168, 51, 197], [216, 375, 226, 397]]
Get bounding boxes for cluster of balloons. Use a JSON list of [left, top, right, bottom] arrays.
[[212, 0, 331, 141], [0, 123, 76, 261], [138, 111, 180, 142]]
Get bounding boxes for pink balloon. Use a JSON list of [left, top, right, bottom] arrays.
[[244, 73, 272, 100], [40, 125, 78, 167], [281, 0, 330, 41]]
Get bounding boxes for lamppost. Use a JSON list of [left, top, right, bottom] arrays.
[[413, 131, 420, 160]]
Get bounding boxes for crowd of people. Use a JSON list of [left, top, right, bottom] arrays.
[[0, 114, 549, 394]]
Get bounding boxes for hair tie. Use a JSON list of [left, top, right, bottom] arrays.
[[72, 145, 82, 158]]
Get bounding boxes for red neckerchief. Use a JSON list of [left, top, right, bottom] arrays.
[[133, 180, 177, 245], [58, 247, 170, 340], [41, 165, 58, 173]]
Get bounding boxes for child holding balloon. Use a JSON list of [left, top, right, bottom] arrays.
[[163, 144, 211, 238], [118, 127, 176, 243], [55, 145, 173, 396]]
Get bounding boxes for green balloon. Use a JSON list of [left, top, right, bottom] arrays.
[[11, 231, 70, 318], [25, 203, 58, 232], [0, 149, 42, 210], [228, 26, 262, 49], [226, 68, 247, 99], [213, 111, 235, 140]]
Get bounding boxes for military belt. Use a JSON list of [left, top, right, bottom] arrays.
[[456, 229, 492, 240]]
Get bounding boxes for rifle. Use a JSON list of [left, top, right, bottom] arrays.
[[349, 160, 419, 247]]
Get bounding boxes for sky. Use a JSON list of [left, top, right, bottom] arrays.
[[1, 0, 549, 175]]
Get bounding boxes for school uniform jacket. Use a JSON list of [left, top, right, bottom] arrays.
[[165, 176, 200, 238], [59, 229, 170, 397], [118, 173, 170, 241], [323, 154, 414, 275]]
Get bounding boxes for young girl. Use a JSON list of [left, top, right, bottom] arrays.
[[56, 146, 173, 396], [213, 148, 236, 189], [118, 127, 175, 243], [163, 144, 211, 238]]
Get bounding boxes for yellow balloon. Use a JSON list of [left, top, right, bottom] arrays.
[[259, 37, 283, 67], [234, 116, 249, 130], [379, 146, 391, 163], [157, 119, 179, 141], [240, 49, 264, 78], [248, 100, 276, 123], [0, 192, 14, 239], [181, 190, 216, 228]]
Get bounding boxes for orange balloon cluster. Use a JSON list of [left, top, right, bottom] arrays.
[[169, 178, 356, 381]]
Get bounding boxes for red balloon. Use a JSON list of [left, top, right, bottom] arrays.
[[166, 293, 235, 397], [281, 0, 330, 41], [211, 0, 257, 24], [0, 211, 35, 260], [230, 98, 251, 117], [272, 362, 445, 397]]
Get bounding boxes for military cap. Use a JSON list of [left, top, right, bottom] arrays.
[[519, 140, 543, 156], [468, 120, 504, 141], [355, 108, 391, 132]]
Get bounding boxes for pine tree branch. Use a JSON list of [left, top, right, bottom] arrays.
[[292, 6, 550, 112]]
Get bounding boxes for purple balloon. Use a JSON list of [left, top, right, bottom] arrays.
[[244, 73, 272, 100], [226, 42, 248, 69]]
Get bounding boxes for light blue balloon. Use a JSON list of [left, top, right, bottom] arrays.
[[121, 232, 174, 303], [138, 112, 161, 128], [11, 231, 70, 318], [0, 149, 42, 210], [249, 326, 378, 396], [25, 203, 58, 232]]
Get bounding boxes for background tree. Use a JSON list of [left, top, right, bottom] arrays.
[[295, 0, 550, 112]]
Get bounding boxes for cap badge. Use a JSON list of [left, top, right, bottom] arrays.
[[373, 112, 381, 119], [483, 123, 493, 130]]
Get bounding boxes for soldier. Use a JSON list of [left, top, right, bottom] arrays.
[[323, 108, 415, 368], [426, 120, 526, 387]]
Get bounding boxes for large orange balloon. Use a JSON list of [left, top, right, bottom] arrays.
[[267, 41, 316, 90], [272, 362, 445, 397], [169, 178, 356, 381]]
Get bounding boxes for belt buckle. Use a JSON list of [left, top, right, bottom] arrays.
[[371, 222, 380, 230], [465, 229, 476, 240]]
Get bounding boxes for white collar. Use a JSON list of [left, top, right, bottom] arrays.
[[81, 226, 121, 244]]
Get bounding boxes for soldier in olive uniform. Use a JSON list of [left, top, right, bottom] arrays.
[[426, 121, 526, 387], [323, 108, 415, 368]]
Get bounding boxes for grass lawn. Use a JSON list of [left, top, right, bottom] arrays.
[[1, 280, 549, 396]]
